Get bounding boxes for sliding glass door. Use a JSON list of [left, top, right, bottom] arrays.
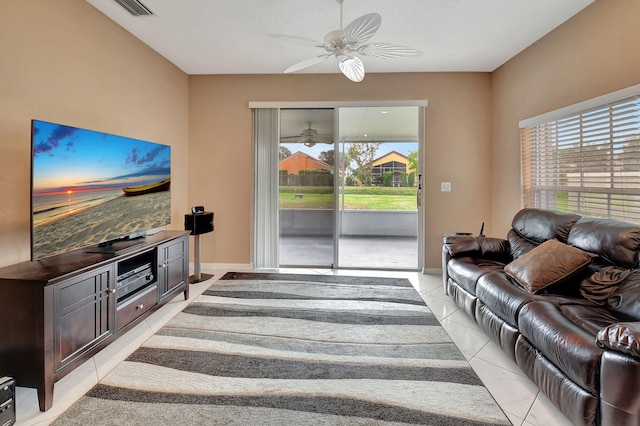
[[253, 102, 425, 271], [278, 109, 335, 267], [336, 107, 420, 270]]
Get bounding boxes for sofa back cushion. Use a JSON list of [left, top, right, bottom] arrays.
[[511, 208, 581, 245], [508, 208, 581, 259], [507, 229, 537, 259], [567, 217, 640, 268]]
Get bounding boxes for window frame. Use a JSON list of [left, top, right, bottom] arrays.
[[519, 84, 640, 223]]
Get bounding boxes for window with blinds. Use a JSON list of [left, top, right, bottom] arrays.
[[520, 95, 640, 223]]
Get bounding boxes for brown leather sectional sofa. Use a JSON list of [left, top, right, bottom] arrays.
[[442, 208, 640, 426]]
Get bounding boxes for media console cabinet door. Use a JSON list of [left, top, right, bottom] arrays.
[[53, 265, 114, 373], [158, 236, 189, 301]]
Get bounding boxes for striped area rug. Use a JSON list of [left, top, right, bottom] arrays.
[[53, 272, 510, 425]]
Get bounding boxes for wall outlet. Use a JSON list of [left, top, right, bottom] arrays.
[[441, 182, 452, 192]]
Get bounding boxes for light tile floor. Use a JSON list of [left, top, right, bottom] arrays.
[[15, 266, 573, 426]]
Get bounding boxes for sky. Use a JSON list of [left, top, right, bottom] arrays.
[[282, 141, 418, 161], [32, 120, 170, 195]]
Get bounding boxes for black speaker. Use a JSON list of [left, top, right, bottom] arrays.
[[0, 377, 15, 426], [185, 212, 214, 235]]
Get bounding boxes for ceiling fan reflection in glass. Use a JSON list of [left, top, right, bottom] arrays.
[[281, 122, 333, 148]]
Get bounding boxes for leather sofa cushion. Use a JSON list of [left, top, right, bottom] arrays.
[[518, 301, 604, 393], [511, 208, 581, 244], [597, 322, 640, 359], [447, 257, 505, 295], [560, 303, 622, 335], [475, 271, 584, 327], [504, 239, 594, 293], [475, 271, 536, 326], [567, 217, 640, 268]]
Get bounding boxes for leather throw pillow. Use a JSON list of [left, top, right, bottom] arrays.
[[504, 239, 594, 294]]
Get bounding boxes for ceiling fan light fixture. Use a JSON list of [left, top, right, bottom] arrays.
[[270, 0, 419, 83], [338, 55, 365, 82]]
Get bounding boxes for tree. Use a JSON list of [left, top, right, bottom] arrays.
[[279, 146, 292, 160], [401, 172, 408, 187], [383, 171, 393, 187], [348, 142, 380, 186], [407, 150, 418, 175], [319, 150, 334, 166]]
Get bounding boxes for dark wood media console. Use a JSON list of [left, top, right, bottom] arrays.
[[0, 230, 190, 412]]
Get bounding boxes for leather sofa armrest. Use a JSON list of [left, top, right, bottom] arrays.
[[597, 322, 640, 359], [443, 236, 481, 257], [443, 236, 510, 260]]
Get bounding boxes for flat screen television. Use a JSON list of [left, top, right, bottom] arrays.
[[31, 120, 171, 260]]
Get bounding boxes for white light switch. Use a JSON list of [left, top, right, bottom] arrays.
[[441, 182, 452, 192]]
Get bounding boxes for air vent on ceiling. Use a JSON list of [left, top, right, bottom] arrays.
[[113, 0, 153, 16]]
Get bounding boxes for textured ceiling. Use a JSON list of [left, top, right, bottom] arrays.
[[86, 0, 594, 75], [85, 0, 594, 141]]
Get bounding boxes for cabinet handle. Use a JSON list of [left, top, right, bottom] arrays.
[[136, 304, 144, 310]]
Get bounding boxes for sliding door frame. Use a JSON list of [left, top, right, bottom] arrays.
[[250, 100, 428, 271]]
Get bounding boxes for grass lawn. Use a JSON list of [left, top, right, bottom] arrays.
[[279, 186, 417, 210]]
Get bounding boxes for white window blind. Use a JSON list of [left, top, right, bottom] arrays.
[[520, 95, 640, 223]]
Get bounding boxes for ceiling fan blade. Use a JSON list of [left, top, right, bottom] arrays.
[[284, 55, 331, 73], [314, 135, 334, 144], [343, 13, 381, 44], [359, 43, 423, 59], [338, 56, 365, 82], [268, 33, 324, 47]]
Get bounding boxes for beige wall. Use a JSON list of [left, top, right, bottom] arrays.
[[4, 0, 633, 272], [491, 0, 640, 235], [0, 0, 189, 268], [189, 73, 493, 268]]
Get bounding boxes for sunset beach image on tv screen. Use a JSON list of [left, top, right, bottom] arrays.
[[31, 120, 171, 259]]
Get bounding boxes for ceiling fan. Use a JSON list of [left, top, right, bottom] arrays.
[[281, 122, 333, 147], [269, 0, 422, 82]]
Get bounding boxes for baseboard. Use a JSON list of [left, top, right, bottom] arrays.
[[189, 262, 253, 272], [189, 263, 443, 275]]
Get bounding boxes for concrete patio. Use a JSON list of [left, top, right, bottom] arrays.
[[279, 235, 418, 270]]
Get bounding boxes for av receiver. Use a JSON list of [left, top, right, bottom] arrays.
[[116, 263, 154, 300]]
